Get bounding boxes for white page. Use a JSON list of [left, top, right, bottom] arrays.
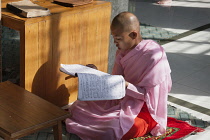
[[60, 64, 108, 76], [77, 73, 125, 101]]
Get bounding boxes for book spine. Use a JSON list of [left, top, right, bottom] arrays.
[[6, 3, 28, 17], [6, 4, 22, 14]]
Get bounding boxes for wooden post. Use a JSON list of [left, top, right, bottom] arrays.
[[0, 0, 2, 82]]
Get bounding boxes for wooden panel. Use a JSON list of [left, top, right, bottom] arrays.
[[24, 23, 39, 92], [49, 12, 72, 106], [63, 12, 83, 103], [99, 6, 111, 71], [44, 5, 111, 106], [30, 20, 53, 100], [64, 6, 111, 104], [19, 28, 26, 88], [1, 0, 111, 107], [34, 4, 111, 106]]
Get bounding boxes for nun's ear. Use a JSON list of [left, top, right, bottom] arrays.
[[129, 31, 138, 39]]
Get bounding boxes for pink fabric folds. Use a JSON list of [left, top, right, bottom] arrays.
[[65, 40, 172, 140]]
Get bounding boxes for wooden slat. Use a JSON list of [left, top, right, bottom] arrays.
[[49, 12, 71, 105], [65, 13, 80, 103], [0, 0, 1, 20], [24, 23, 39, 93], [32, 20, 53, 100], [37, 20, 48, 99], [19, 27, 26, 88], [86, 10, 95, 65], [100, 5, 111, 72]]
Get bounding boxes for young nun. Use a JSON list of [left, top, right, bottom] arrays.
[[65, 12, 172, 140]]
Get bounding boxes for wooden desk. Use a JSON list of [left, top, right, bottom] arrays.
[[1, 0, 111, 106], [0, 81, 70, 140]]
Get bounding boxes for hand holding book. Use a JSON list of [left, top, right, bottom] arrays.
[[86, 64, 98, 70], [60, 64, 125, 101]]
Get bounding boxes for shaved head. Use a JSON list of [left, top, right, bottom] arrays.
[[111, 12, 142, 51], [111, 12, 140, 33]]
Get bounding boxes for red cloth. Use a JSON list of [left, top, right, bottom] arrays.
[[165, 117, 204, 140], [122, 103, 157, 140]]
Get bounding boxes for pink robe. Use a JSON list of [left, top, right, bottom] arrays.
[[65, 40, 172, 140]]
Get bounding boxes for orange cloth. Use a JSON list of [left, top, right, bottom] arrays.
[[122, 103, 157, 140]]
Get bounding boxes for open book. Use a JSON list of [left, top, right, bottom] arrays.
[[60, 64, 125, 101], [7, 0, 51, 18]]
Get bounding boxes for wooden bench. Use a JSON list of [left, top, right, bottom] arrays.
[[0, 81, 70, 140]]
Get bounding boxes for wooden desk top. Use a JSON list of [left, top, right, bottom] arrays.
[[0, 81, 70, 138], [1, 0, 111, 26]]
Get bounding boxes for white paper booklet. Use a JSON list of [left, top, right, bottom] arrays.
[[60, 64, 125, 101]]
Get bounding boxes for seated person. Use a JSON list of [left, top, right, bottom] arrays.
[[65, 11, 172, 140], [157, 0, 172, 5]]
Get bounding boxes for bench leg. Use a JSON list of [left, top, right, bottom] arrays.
[[4, 137, 13, 140], [53, 121, 62, 140]]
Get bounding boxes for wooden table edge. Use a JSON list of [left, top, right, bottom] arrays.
[[1, 113, 70, 140]]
